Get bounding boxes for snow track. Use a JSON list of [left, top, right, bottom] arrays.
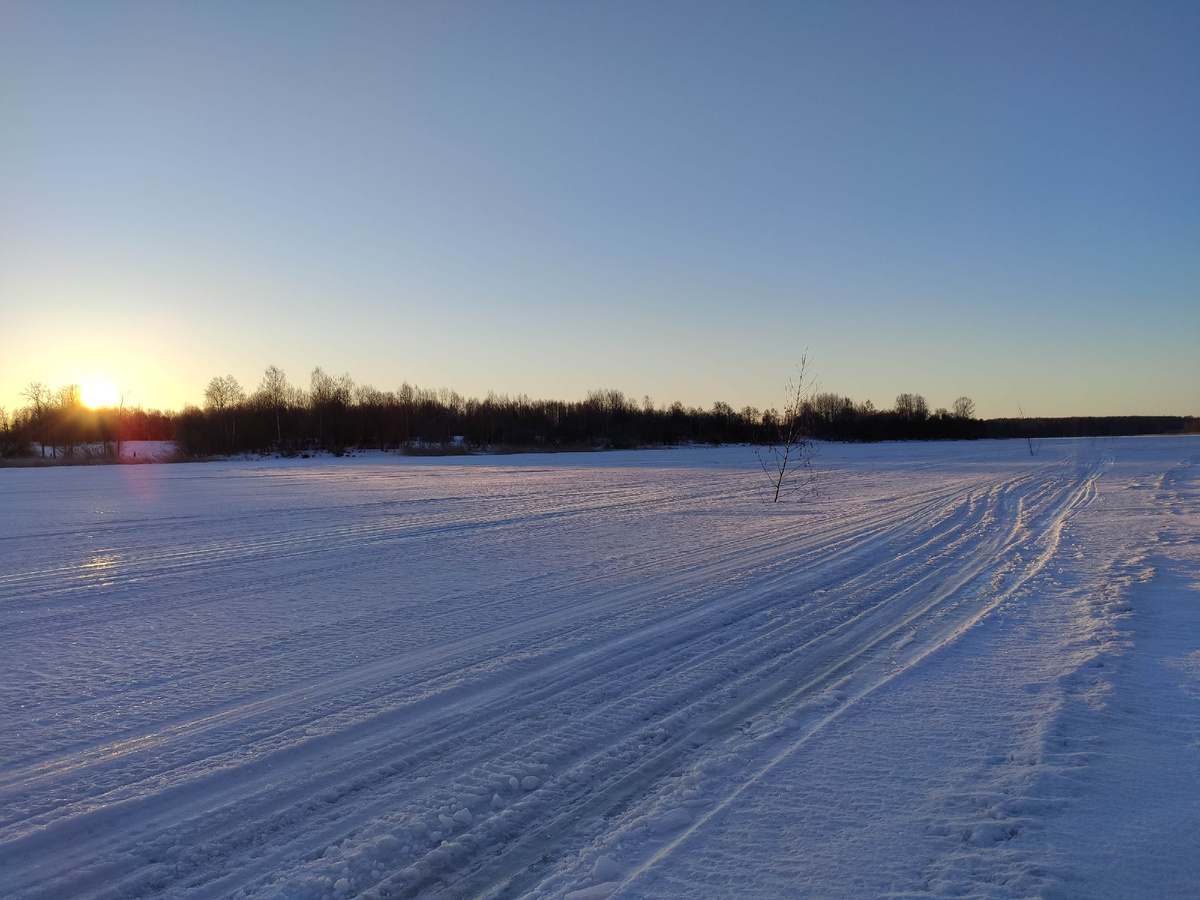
[[1, 441, 1196, 899]]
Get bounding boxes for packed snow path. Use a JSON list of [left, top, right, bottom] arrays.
[[1, 439, 1197, 899]]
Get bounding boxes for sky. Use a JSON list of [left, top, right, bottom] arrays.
[[2, 1, 1197, 419]]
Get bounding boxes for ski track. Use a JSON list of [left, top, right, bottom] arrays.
[[0, 441, 1192, 899]]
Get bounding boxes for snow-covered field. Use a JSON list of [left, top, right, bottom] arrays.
[[2, 438, 1197, 900]]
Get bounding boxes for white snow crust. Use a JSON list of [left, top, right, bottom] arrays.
[[1, 438, 1197, 899]]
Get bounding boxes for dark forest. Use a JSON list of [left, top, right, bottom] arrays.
[[2, 367, 1195, 461]]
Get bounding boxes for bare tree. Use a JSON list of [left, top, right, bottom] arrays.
[[397, 382, 416, 445], [812, 393, 853, 423], [115, 388, 128, 460], [204, 375, 245, 449], [355, 383, 384, 447], [204, 375, 244, 414], [55, 384, 81, 458], [256, 365, 289, 445], [310, 367, 353, 408], [0, 406, 26, 458], [952, 396, 975, 419], [758, 354, 819, 502], [894, 392, 929, 421], [712, 400, 734, 422], [20, 382, 51, 457], [310, 367, 354, 449], [1017, 403, 1039, 457]]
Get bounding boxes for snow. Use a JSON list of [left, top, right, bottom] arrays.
[[18, 440, 175, 461], [1, 438, 1197, 899]]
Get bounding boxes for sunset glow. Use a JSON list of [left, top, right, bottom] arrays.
[[79, 376, 120, 409], [1, 4, 1197, 419]]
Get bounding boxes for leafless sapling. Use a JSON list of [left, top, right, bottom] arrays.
[[1017, 403, 1040, 457], [758, 355, 819, 502]]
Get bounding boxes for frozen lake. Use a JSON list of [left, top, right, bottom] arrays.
[[2, 438, 1198, 899]]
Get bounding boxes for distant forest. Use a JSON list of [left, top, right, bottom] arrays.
[[2, 366, 1196, 460]]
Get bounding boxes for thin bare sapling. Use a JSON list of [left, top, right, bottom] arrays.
[[758, 355, 819, 502], [1018, 403, 1040, 457]]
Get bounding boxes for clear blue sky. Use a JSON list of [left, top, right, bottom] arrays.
[[2, 1, 1197, 418]]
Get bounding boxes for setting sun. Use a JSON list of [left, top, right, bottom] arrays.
[[80, 376, 120, 409]]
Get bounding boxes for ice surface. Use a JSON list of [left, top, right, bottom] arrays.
[[1, 439, 1197, 898]]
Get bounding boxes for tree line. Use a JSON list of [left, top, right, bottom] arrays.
[[177, 368, 994, 454], [2, 366, 1196, 460], [1, 382, 173, 460]]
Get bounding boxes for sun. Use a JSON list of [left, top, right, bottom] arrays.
[[80, 376, 121, 409]]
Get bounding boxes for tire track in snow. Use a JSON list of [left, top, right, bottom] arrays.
[[0, 455, 1095, 900], [585, 463, 1102, 900], [448, 463, 1102, 899], [0, 465, 996, 773], [0, 478, 683, 602], [0, 467, 990, 817], [229, 473, 1077, 896]]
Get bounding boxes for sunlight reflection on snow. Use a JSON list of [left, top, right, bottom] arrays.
[[81, 552, 120, 586]]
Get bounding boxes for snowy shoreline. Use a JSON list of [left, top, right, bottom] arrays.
[[5, 433, 1199, 470]]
